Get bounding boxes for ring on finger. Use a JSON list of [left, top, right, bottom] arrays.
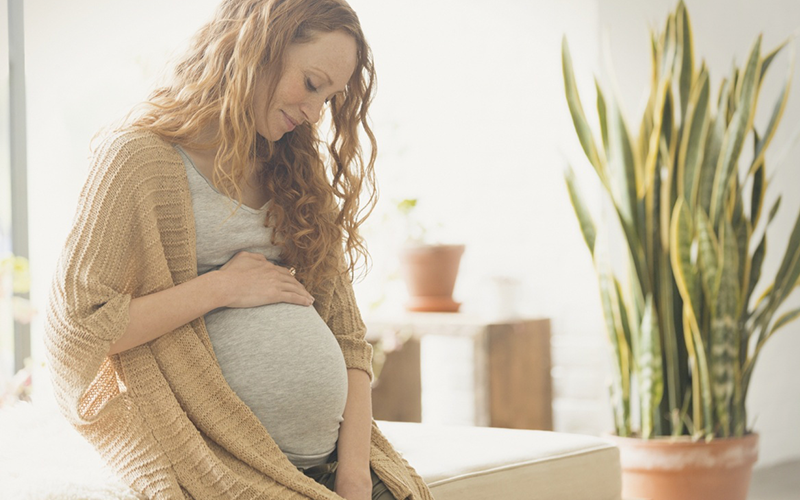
[[288, 267, 297, 276]]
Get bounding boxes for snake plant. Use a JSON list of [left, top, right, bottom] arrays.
[[562, 0, 800, 440]]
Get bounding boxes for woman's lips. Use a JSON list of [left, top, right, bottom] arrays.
[[282, 111, 297, 132]]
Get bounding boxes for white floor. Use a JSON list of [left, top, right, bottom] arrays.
[[748, 460, 800, 500]]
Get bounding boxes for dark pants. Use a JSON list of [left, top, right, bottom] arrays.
[[299, 449, 396, 500]]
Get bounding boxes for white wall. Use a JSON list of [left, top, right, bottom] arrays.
[[347, 0, 612, 438], [21, 0, 797, 469], [597, 0, 800, 467]]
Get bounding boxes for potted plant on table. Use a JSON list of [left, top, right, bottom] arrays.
[[562, 2, 800, 499], [395, 198, 465, 313]]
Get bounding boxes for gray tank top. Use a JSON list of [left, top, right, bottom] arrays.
[[175, 145, 348, 469]]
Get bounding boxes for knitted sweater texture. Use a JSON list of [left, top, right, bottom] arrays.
[[43, 129, 434, 500]]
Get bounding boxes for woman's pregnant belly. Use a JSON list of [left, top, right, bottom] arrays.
[[204, 301, 348, 467]]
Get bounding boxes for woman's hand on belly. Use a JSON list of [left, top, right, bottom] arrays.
[[215, 251, 314, 308]]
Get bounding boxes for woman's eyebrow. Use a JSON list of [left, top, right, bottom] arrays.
[[311, 66, 333, 86], [310, 67, 346, 98]]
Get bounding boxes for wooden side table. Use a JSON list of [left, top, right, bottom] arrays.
[[366, 313, 552, 431]]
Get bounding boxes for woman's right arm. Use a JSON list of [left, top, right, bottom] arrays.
[[108, 251, 314, 355], [108, 271, 226, 355]]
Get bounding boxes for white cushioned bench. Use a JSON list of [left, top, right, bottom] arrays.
[[380, 421, 621, 500], [0, 403, 621, 499]]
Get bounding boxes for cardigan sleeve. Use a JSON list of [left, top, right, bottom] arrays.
[[321, 269, 374, 381], [43, 131, 164, 425]]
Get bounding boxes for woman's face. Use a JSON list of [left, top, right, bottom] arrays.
[[255, 30, 358, 142]]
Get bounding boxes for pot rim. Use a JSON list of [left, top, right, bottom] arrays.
[[605, 432, 759, 470], [401, 243, 466, 251], [603, 431, 759, 447]]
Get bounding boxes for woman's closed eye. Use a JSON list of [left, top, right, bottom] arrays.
[[306, 78, 331, 104]]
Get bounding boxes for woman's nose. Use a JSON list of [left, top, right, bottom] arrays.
[[300, 98, 325, 125]]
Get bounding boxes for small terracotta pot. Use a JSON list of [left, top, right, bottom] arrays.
[[399, 244, 465, 312], [607, 433, 759, 500]]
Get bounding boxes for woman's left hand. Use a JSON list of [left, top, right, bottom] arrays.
[[334, 465, 372, 500]]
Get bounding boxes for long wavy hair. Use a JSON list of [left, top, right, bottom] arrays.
[[127, 0, 377, 294]]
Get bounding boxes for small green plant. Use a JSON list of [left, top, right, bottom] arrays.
[[0, 253, 34, 323], [563, 1, 800, 440], [396, 198, 428, 244]]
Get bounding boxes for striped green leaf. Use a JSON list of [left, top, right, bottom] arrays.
[[698, 82, 730, 215], [650, 29, 659, 80], [614, 276, 639, 433], [562, 37, 606, 185], [638, 30, 659, 192], [745, 234, 767, 313], [616, 203, 652, 297], [628, 253, 647, 325], [732, 174, 744, 227], [737, 33, 763, 129], [657, 209, 681, 436], [644, 156, 660, 291], [769, 307, 800, 337], [684, 305, 715, 438], [643, 48, 676, 199], [595, 235, 631, 436], [769, 195, 782, 224], [671, 199, 701, 323], [760, 38, 790, 83], [754, 283, 775, 312], [678, 67, 710, 208], [639, 97, 655, 194], [660, 134, 675, 252], [565, 165, 597, 254], [730, 61, 741, 118], [735, 217, 751, 306], [614, 277, 635, 360], [660, 13, 677, 77], [608, 97, 639, 231], [696, 209, 721, 306], [772, 209, 800, 307], [750, 146, 765, 226], [638, 295, 664, 439], [717, 77, 729, 110], [676, 1, 695, 120], [711, 218, 740, 436], [661, 80, 675, 148], [710, 104, 748, 226], [749, 57, 791, 178], [720, 218, 742, 316], [681, 309, 703, 436], [597, 79, 610, 153]]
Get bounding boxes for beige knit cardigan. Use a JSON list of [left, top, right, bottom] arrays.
[[43, 129, 434, 500]]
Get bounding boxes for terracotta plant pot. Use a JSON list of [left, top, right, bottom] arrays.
[[608, 433, 759, 500], [399, 244, 465, 312]]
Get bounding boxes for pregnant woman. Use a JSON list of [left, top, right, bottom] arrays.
[[43, 1, 433, 499]]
